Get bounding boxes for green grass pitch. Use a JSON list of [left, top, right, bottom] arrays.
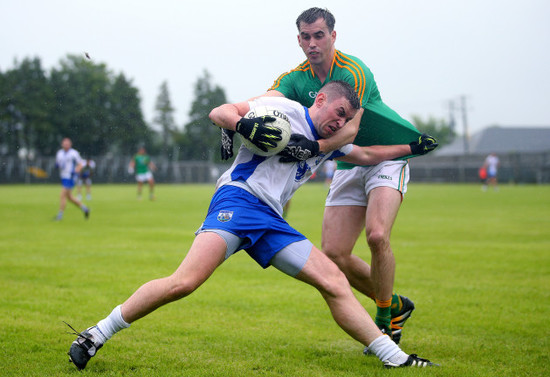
[[0, 183, 548, 376]]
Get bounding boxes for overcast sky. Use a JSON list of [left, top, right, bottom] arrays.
[[2, 0, 549, 135]]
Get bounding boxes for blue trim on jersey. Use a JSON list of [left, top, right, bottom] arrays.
[[230, 154, 266, 182], [329, 150, 346, 160], [62, 150, 77, 174], [303, 107, 320, 140], [200, 185, 307, 268]]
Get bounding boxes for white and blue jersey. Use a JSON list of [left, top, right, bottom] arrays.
[[56, 148, 82, 188], [216, 97, 353, 216], [199, 97, 353, 269]]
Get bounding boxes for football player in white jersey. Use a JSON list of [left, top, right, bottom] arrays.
[[54, 138, 90, 221], [482, 152, 500, 191], [66, 81, 437, 370]]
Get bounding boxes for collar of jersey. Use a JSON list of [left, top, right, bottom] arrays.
[[304, 106, 321, 140], [308, 50, 336, 82]]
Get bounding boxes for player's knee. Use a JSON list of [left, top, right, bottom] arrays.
[[166, 279, 199, 301], [323, 248, 351, 271], [317, 266, 350, 299], [322, 243, 339, 261], [366, 228, 390, 251], [322, 239, 352, 264]]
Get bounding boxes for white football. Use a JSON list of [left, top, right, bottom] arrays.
[[240, 106, 292, 157]]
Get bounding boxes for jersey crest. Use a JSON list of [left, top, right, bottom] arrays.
[[217, 210, 233, 223]]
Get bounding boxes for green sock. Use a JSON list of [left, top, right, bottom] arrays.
[[375, 312, 391, 331], [375, 298, 392, 331], [390, 294, 402, 316]]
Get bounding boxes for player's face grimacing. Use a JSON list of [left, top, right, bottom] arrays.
[[297, 18, 336, 66], [315, 96, 358, 139]]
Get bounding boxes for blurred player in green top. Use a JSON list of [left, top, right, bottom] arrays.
[[128, 147, 156, 201], [220, 7, 438, 349]]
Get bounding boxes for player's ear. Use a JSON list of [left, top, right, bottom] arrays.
[[315, 92, 327, 107], [331, 30, 337, 43]]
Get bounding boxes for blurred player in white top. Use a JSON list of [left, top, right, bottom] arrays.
[[323, 159, 337, 186], [482, 152, 500, 191], [54, 138, 90, 221]]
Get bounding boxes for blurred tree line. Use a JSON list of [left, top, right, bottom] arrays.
[[411, 114, 456, 146], [1, 53, 453, 162], [0, 54, 228, 161]]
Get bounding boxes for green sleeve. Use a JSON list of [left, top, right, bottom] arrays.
[[269, 70, 300, 100]]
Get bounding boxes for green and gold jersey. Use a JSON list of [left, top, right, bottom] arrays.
[[134, 154, 151, 174], [269, 50, 421, 168]]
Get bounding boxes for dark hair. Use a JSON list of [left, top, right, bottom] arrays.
[[319, 81, 361, 110], [296, 7, 336, 32]]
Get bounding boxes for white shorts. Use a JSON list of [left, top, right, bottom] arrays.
[[487, 167, 497, 178], [77, 177, 92, 186], [325, 160, 409, 207], [136, 172, 153, 182]]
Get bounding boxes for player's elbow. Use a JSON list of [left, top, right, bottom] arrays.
[[208, 108, 220, 125]]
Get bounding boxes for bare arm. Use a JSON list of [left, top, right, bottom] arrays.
[[209, 101, 251, 130], [212, 91, 283, 128], [318, 108, 362, 153], [337, 144, 412, 166]]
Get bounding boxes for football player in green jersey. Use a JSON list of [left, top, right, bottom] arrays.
[[128, 147, 157, 200], [220, 7, 438, 349]]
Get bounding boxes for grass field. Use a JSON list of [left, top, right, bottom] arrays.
[[0, 183, 549, 376]]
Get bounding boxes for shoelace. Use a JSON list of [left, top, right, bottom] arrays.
[[63, 321, 92, 342]]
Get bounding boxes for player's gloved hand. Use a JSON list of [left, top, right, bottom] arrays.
[[236, 116, 282, 153], [278, 134, 320, 162], [409, 133, 439, 155], [220, 128, 235, 160]]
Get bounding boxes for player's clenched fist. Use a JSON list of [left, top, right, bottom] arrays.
[[236, 116, 282, 152], [278, 133, 320, 162], [409, 133, 438, 155]]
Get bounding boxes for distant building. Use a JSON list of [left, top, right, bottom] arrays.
[[409, 126, 550, 183], [435, 126, 550, 156]]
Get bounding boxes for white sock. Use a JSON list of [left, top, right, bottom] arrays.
[[367, 335, 409, 365], [92, 305, 131, 344]]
